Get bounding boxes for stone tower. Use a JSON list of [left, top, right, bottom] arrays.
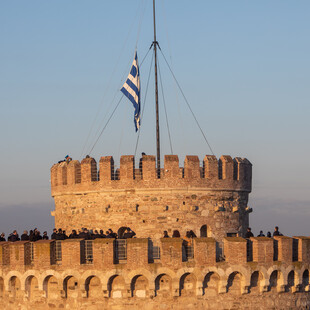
[[51, 154, 252, 242]]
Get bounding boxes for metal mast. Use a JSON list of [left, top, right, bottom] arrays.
[[153, 0, 160, 175]]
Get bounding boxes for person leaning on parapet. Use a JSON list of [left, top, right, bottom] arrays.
[[163, 231, 170, 238], [267, 231, 272, 238], [69, 229, 78, 239], [245, 227, 254, 238], [273, 226, 283, 236], [9, 230, 20, 242], [92, 230, 101, 239], [65, 155, 72, 163], [21, 230, 29, 241], [106, 229, 117, 239], [79, 228, 91, 240], [99, 230, 106, 238], [51, 228, 57, 240], [257, 230, 265, 237], [0, 233, 5, 241], [34, 230, 43, 241], [123, 227, 136, 239], [55, 228, 66, 240], [42, 231, 49, 240]]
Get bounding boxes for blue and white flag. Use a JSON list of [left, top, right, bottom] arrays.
[[121, 51, 141, 131]]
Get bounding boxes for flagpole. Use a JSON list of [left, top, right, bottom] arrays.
[[153, 0, 161, 176]]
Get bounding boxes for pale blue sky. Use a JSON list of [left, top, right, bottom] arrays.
[[0, 1, 309, 236]]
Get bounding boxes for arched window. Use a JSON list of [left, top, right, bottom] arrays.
[[200, 225, 207, 237]]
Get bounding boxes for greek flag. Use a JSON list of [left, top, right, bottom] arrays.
[[121, 51, 141, 131]]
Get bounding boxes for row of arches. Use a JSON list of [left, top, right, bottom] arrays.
[[0, 268, 309, 300]]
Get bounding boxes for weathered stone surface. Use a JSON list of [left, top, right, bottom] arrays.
[[51, 155, 252, 242]]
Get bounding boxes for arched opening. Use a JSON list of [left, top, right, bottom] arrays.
[[302, 270, 309, 290], [269, 270, 282, 292], [155, 274, 172, 297], [118, 227, 127, 239], [108, 275, 126, 298], [131, 275, 149, 298], [249, 271, 264, 294], [64, 276, 79, 299], [179, 273, 196, 296], [203, 272, 219, 296], [9, 276, 22, 298], [200, 225, 207, 237], [227, 272, 243, 295], [287, 270, 295, 292], [172, 230, 180, 238], [43, 275, 58, 299], [25, 276, 40, 300], [0, 277, 4, 298], [85, 276, 101, 298]]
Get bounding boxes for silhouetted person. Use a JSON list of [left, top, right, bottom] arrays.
[[51, 228, 57, 240], [107, 229, 117, 239], [0, 233, 5, 241], [21, 230, 29, 241], [29, 230, 35, 242], [123, 227, 136, 239], [34, 230, 42, 241], [99, 230, 106, 238], [257, 230, 265, 237], [56, 229, 66, 240], [80, 228, 91, 240], [267, 231, 271, 238], [42, 231, 49, 240], [10, 230, 20, 242], [93, 230, 101, 239], [273, 226, 283, 236], [163, 231, 169, 238], [69, 230, 78, 239], [245, 227, 254, 238], [65, 155, 72, 163]]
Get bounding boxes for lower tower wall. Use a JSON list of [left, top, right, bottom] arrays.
[[53, 189, 250, 241], [0, 237, 309, 310]]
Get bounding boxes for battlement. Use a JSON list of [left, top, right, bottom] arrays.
[[51, 155, 252, 196], [0, 237, 309, 309], [1, 236, 309, 271]]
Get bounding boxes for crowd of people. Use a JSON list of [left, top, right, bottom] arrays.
[[0, 226, 284, 243], [245, 226, 283, 238], [0, 227, 136, 242]]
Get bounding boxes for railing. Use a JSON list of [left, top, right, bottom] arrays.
[[30, 242, 34, 263], [246, 239, 253, 262], [81, 240, 93, 264], [182, 240, 194, 261], [185, 244, 194, 260], [153, 245, 161, 260], [55, 241, 62, 263], [273, 239, 278, 261], [114, 239, 127, 263], [148, 239, 161, 262]]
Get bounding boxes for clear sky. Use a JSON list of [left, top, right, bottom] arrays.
[[0, 0, 309, 237]]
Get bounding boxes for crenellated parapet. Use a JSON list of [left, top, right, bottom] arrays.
[[51, 154, 252, 196], [1, 236, 309, 274], [0, 236, 309, 309]]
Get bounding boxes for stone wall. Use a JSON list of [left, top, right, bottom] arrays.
[[0, 236, 309, 309], [51, 155, 252, 241]]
